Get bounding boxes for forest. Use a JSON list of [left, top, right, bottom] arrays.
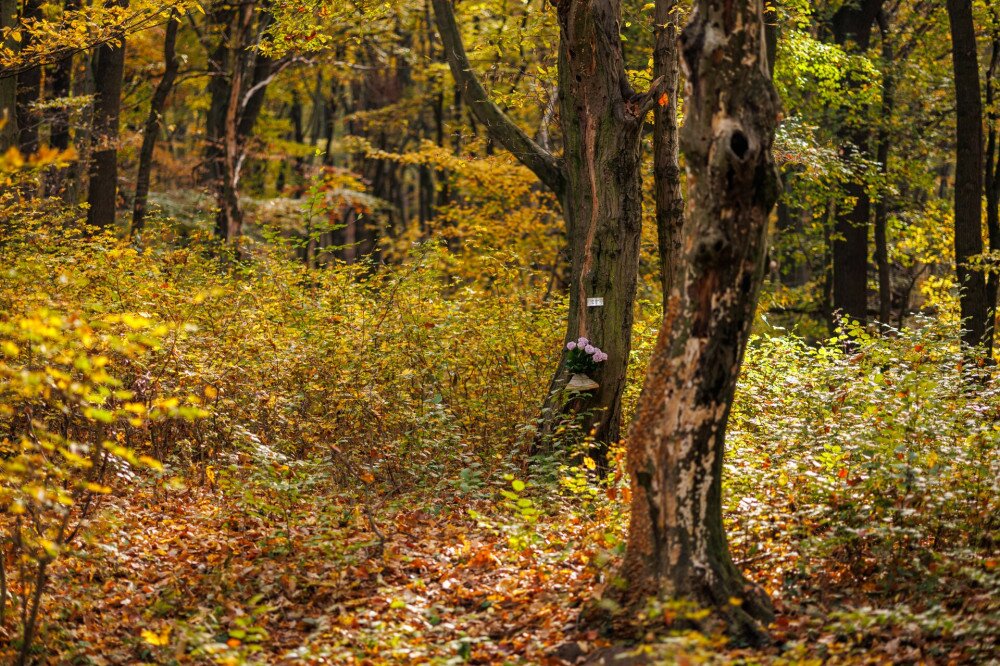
[[0, 0, 998, 663]]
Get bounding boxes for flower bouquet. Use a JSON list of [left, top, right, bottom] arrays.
[[564, 337, 607, 392]]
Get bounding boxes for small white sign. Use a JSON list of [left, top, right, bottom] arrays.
[[587, 297, 604, 307]]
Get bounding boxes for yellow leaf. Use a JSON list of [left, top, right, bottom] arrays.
[[141, 626, 171, 646]]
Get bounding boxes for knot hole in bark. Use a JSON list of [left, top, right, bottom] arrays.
[[729, 130, 750, 160]]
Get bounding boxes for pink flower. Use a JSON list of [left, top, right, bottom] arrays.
[[596, 352, 608, 362], [577, 337, 589, 347], [584, 344, 596, 355], [566, 341, 577, 350]]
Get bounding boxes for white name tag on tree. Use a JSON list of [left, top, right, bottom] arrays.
[[587, 297, 604, 307]]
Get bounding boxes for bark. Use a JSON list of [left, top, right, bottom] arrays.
[[85, 0, 128, 230], [830, 0, 883, 326], [48, 0, 81, 154], [946, 0, 989, 351], [653, 0, 685, 309], [984, 22, 999, 350], [202, 0, 276, 242], [433, 0, 654, 457], [616, 0, 781, 644], [874, 9, 894, 326], [0, 0, 17, 149], [132, 14, 179, 236], [15, 0, 43, 156]]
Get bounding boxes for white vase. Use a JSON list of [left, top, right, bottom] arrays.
[[566, 373, 599, 391]]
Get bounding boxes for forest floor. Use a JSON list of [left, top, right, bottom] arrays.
[[28, 462, 998, 665]]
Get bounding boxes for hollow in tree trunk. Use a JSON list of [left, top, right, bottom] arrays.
[[615, 0, 781, 644]]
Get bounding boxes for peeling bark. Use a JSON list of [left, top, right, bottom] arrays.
[[616, 0, 780, 644]]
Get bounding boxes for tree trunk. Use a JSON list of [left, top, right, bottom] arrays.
[[984, 21, 999, 350], [201, 1, 276, 242], [15, 0, 43, 157], [0, 0, 18, 149], [874, 9, 894, 326], [433, 0, 654, 460], [830, 0, 883, 326], [946, 0, 989, 351], [85, 0, 128, 230], [547, 0, 648, 460], [48, 0, 81, 155], [132, 14, 179, 236], [616, 0, 780, 644], [653, 0, 685, 309]]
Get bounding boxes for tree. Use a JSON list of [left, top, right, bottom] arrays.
[[200, 0, 278, 242], [983, 6, 999, 350], [653, 0, 684, 308], [0, 0, 16, 149], [433, 0, 663, 458], [616, 0, 781, 643], [131, 13, 179, 235], [14, 0, 42, 157], [829, 0, 884, 326], [946, 0, 989, 351], [85, 0, 129, 229]]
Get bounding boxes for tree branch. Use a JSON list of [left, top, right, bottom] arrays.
[[430, 0, 565, 195]]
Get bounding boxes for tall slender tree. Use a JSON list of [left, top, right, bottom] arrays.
[[653, 0, 684, 308], [946, 0, 989, 351], [201, 0, 278, 242], [85, 0, 128, 229], [983, 9, 999, 349], [132, 13, 179, 235], [829, 0, 884, 326], [0, 0, 17, 149], [14, 0, 43, 157], [616, 0, 781, 643]]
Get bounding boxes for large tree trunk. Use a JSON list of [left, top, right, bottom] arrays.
[[946, 0, 989, 351], [616, 0, 780, 644], [830, 0, 883, 326], [544, 0, 647, 460], [653, 0, 684, 309], [85, 0, 128, 229], [131, 14, 179, 236], [433, 0, 654, 460]]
